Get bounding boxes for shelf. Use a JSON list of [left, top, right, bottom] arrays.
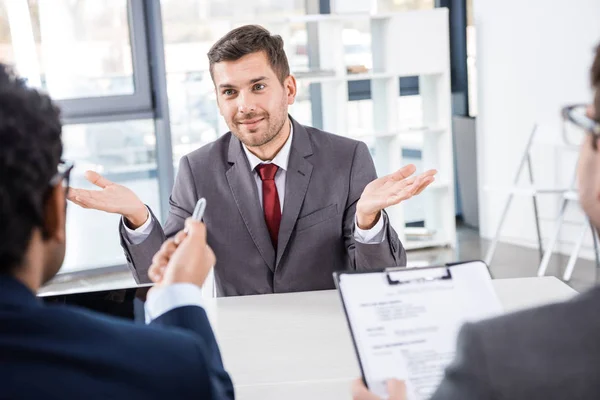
[[294, 71, 397, 84], [228, 10, 438, 26], [287, 9, 455, 250], [429, 181, 450, 190], [483, 185, 570, 196], [404, 237, 452, 251], [349, 127, 447, 139]]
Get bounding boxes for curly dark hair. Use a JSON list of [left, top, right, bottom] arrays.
[[207, 25, 290, 84], [0, 64, 63, 274]]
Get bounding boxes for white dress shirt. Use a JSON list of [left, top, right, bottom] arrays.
[[144, 283, 204, 324]]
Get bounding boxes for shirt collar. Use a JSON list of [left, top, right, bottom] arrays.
[[242, 120, 293, 172]]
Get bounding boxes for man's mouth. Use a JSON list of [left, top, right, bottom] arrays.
[[238, 117, 265, 129]]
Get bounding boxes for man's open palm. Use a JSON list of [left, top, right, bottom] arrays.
[[356, 164, 437, 220], [67, 171, 147, 226]]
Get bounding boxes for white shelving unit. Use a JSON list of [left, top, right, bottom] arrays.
[[227, 9, 456, 250]]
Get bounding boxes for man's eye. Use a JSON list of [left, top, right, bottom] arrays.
[[253, 84, 265, 91], [223, 89, 235, 96]]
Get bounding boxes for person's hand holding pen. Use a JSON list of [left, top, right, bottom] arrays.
[[147, 199, 214, 290]]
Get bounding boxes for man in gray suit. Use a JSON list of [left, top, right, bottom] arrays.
[[69, 25, 436, 296], [353, 44, 600, 400]]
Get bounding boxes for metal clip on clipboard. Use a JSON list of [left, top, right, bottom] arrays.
[[384, 265, 453, 285]]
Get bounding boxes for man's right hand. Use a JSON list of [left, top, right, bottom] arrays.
[[67, 171, 148, 228], [147, 218, 216, 289]]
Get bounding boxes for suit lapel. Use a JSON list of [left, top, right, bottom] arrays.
[[226, 135, 276, 272], [276, 119, 314, 268]]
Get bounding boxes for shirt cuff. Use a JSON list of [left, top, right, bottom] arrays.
[[144, 283, 204, 324], [122, 206, 153, 245], [354, 212, 386, 244]]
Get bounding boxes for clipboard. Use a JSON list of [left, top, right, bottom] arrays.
[[333, 260, 502, 400]]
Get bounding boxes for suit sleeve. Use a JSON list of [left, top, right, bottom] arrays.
[[430, 323, 496, 400], [119, 155, 198, 283], [344, 141, 406, 270], [151, 306, 235, 400]]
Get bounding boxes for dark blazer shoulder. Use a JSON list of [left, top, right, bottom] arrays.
[[464, 286, 600, 380], [43, 304, 207, 355], [475, 287, 600, 337]]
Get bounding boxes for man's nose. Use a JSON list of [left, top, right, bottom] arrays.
[[237, 92, 256, 114]]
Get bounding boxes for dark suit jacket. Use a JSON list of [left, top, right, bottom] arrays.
[[120, 116, 406, 296], [0, 276, 234, 400], [431, 286, 600, 400]]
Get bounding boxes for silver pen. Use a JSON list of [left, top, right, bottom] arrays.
[[184, 197, 206, 234]]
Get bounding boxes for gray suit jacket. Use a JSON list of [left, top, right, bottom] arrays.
[[431, 286, 600, 400], [120, 116, 406, 296]]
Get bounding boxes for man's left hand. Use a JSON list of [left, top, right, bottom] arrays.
[[356, 164, 437, 229]]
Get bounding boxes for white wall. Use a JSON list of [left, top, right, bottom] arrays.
[[475, 0, 600, 258]]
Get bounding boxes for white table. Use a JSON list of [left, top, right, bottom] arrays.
[[203, 277, 577, 400]]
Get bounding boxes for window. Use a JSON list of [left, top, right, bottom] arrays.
[[1, 0, 133, 98], [61, 120, 160, 273], [0, 0, 151, 121], [0, 0, 159, 273], [346, 0, 435, 101], [160, 0, 308, 165], [466, 0, 477, 116], [375, 0, 435, 12]]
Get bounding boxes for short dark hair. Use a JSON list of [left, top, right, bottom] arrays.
[[593, 44, 600, 119], [0, 64, 63, 274], [207, 25, 290, 84]]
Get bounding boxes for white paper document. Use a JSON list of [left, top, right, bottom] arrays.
[[337, 261, 502, 400]]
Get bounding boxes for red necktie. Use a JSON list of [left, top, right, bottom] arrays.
[[255, 163, 281, 249]]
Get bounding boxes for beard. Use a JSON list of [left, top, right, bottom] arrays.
[[230, 108, 288, 148]]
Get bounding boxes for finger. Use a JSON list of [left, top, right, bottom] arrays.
[[159, 238, 178, 255], [206, 245, 216, 268], [148, 264, 167, 283], [420, 168, 437, 177], [386, 379, 408, 400], [351, 378, 380, 400], [387, 176, 417, 193], [67, 188, 93, 202], [375, 175, 418, 198], [151, 252, 170, 268], [153, 238, 176, 259], [408, 175, 434, 196], [71, 194, 107, 210], [386, 164, 417, 182], [84, 170, 114, 189], [413, 176, 435, 195], [184, 218, 207, 240], [385, 176, 426, 206], [67, 195, 88, 208], [66, 188, 79, 201], [68, 194, 103, 210], [173, 229, 188, 246]]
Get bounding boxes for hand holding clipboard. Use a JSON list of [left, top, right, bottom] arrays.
[[334, 261, 502, 400]]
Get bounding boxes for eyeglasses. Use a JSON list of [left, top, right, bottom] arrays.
[[49, 160, 74, 199], [561, 104, 600, 149]]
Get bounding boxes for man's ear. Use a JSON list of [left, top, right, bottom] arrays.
[[42, 184, 66, 244], [285, 75, 297, 105]]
